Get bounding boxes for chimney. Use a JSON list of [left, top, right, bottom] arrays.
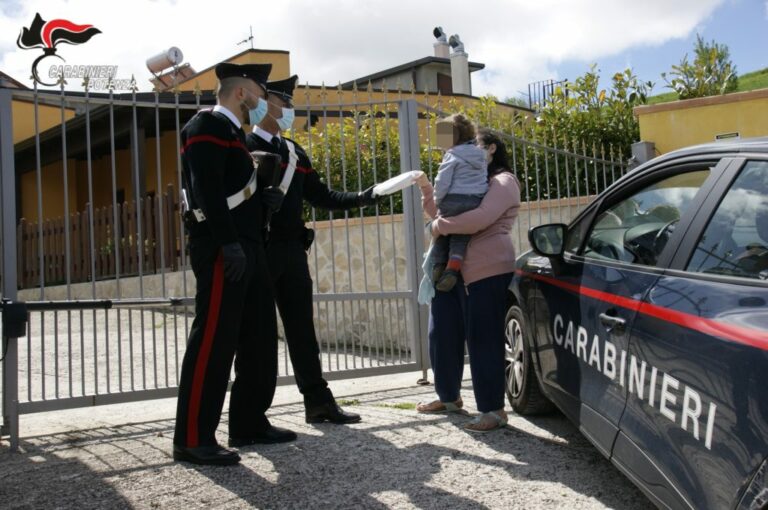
[[433, 26, 450, 58], [449, 34, 471, 95]]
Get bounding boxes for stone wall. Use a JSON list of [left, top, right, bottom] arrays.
[[18, 196, 593, 352]]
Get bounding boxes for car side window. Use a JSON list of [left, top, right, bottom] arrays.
[[686, 161, 768, 280], [583, 169, 710, 266]]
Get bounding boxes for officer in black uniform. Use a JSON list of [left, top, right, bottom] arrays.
[[173, 62, 295, 467], [246, 75, 378, 424]]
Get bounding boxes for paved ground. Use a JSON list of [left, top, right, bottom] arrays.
[[0, 370, 653, 509]]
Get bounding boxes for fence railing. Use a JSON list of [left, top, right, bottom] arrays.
[[16, 184, 180, 289], [1, 79, 629, 451]]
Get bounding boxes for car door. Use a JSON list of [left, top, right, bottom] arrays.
[[529, 160, 721, 457], [614, 158, 768, 510]]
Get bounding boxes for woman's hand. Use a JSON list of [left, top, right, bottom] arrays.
[[430, 219, 441, 238], [414, 172, 430, 188]]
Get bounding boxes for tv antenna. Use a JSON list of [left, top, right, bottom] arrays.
[[238, 26, 254, 49]]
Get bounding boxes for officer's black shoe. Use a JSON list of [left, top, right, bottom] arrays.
[[173, 444, 241, 466], [306, 401, 362, 424], [228, 425, 297, 446]]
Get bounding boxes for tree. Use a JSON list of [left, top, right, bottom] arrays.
[[662, 34, 738, 100]]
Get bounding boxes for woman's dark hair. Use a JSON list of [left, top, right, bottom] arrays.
[[477, 128, 512, 177]]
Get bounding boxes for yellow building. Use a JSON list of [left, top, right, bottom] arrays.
[[634, 89, 768, 155]]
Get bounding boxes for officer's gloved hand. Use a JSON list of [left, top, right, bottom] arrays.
[[261, 186, 285, 212], [221, 242, 247, 282], [357, 185, 378, 207]]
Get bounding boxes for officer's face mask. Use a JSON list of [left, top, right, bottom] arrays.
[[241, 89, 268, 125], [268, 99, 295, 131], [276, 107, 295, 131]]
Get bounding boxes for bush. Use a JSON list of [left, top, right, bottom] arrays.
[[662, 34, 738, 100]]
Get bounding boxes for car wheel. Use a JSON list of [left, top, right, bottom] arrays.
[[505, 305, 554, 415]]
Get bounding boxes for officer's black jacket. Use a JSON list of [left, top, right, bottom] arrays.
[[246, 132, 360, 234], [181, 110, 264, 245]]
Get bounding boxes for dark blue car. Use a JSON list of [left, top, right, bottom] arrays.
[[506, 139, 768, 509]]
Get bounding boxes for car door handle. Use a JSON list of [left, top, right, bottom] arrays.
[[599, 312, 626, 333]]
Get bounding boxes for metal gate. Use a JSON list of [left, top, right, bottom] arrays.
[[0, 82, 627, 450]]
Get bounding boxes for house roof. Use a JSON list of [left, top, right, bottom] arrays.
[[341, 56, 485, 88], [0, 70, 28, 89], [174, 48, 290, 88]]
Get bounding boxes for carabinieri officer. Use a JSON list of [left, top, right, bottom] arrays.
[[173, 62, 293, 466], [246, 75, 378, 425]]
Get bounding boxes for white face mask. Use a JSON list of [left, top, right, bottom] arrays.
[[276, 107, 295, 131], [481, 146, 493, 163]]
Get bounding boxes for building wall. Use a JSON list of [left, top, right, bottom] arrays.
[[20, 159, 78, 221], [20, 131, 182, 223], [635, 89, 768, 155], [12, 99, 75, 144]]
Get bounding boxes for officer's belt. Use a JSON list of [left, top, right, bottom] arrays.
[[187, 169, 258, 223]]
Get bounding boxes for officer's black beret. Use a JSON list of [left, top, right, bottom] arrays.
[[267, 75, 298, 104], [215, 62, 272, 90]]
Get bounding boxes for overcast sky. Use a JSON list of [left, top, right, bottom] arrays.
[[0, 0, 764, 99]]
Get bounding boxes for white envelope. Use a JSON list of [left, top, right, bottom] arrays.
[[372, 170, 425, 196]]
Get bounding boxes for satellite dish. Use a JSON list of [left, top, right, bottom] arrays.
[[146, 47, 184, 74]]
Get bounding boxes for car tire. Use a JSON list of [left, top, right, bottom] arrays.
[[505, 305, 555, 415]]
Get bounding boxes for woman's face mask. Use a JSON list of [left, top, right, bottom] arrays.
[[479, 142, 496, 163]]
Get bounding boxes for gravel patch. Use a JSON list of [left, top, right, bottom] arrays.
[[0, 372, 653, 509]]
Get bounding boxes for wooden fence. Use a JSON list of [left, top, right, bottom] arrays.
[[16, 184, 182, 289]]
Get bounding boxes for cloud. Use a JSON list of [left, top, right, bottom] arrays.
[[0, 0, 725, 98]]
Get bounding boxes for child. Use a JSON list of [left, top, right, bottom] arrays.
[[431, 114, 488, 291]]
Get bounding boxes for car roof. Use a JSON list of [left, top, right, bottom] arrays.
[[629, 137, 768, 176]]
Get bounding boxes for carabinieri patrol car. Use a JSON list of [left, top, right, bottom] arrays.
[[506, 139, 768, 509]]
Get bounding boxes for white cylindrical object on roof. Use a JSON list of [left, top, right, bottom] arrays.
[[146, 47, 184, 74]]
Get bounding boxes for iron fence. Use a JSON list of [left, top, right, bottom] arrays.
[[0, 81, 629, 450]]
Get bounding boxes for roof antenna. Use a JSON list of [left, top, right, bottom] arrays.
[[237, 26, 254, 49]]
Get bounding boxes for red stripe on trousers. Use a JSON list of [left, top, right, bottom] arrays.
[[186, 252, 225, 447]]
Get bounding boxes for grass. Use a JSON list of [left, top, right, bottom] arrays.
[[336, 399, 417, 410], [373, 402, 417, 410], [647, 67, 768, 105]]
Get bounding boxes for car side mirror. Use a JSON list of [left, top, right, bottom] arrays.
[[529, 223, 566, 257]]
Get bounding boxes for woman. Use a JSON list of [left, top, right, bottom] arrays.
[[415, 128, 521, 432]]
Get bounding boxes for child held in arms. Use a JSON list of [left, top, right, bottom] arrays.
[[430, 114, 488, 291]]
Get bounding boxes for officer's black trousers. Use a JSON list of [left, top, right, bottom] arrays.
[[265, 238, 333, 407], [174, 238, 277, 448]]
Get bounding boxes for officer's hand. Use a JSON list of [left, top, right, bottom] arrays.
[[221, 242, 247, 282], [261, 186, 285, 212], [357, 185, 378, 207]]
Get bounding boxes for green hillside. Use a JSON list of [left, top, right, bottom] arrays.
[[648, 67, 768, 105]]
